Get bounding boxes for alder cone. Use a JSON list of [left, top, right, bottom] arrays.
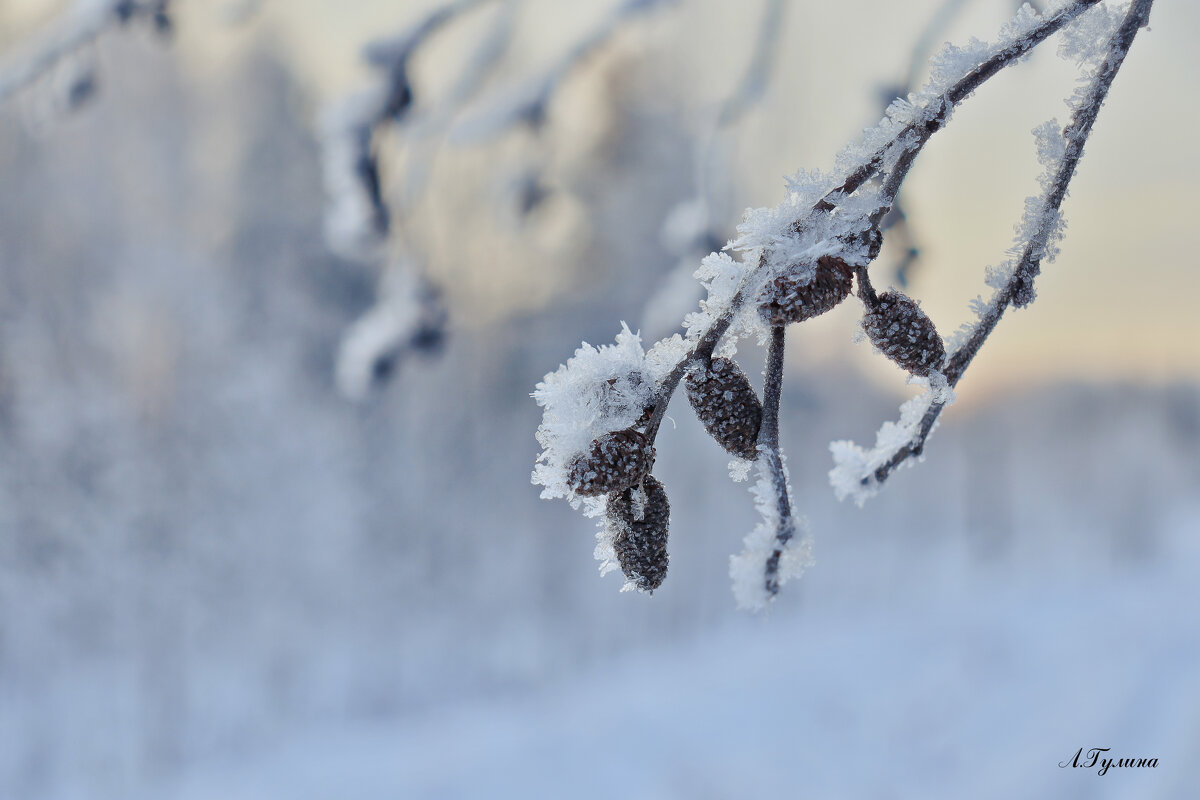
[[607, 475, 670, 592], [566, 428, 654, 496], [685, 358, 762, 459], [758, 255, 854, 325], [862, 291, 946, 376], [840, 226, 883, 262]]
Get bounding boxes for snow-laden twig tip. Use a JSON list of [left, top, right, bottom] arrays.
[[830, 0, 1154, 501], [534, 0, 1153, 606]]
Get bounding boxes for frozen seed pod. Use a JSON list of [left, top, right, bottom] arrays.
[[566, 428, 654, 496], [607, 476, 670, 592], [758, 254, 854, 326], [839, 226, 883, 262], [861, 291, 946, 376], [685, 358, 762, 459]]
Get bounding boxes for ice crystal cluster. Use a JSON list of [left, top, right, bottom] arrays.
[[534, 0, 1152, 608], [532, 325, 687, 512]]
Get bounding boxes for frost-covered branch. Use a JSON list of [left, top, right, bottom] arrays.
[[832, 0, 1154, 500], [321, 0, 494, 259], [534, 0, 1153, 608], [878, 0, 978, 286], [640, 0, 1105, 446], [828, 0, 1104, 219], [899, 0, 975, 98], [323, 1, 505, 399], [0, 0, 171, 109], [335, 255, 447, 401]]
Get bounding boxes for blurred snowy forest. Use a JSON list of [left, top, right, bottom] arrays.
[[0, 0, 1197, 797]]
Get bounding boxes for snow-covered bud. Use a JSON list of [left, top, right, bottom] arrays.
[[607, 476, 670, 592], [566, 428, 654, 496], [685, 358, 762, 460], [861, 291, 946, 376], [758, 255, 854, 326]]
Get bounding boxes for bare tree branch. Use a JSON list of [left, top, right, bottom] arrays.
[[643, 0, 1106, 454]]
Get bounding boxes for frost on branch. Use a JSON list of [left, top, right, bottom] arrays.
[[730, 455, 812, 611], [833, 0, 1150, 502], [320, 92, 393, 260], [335, 260, 446, 401], [829, 374, 955, 507], [534, 0, 1153, 607]]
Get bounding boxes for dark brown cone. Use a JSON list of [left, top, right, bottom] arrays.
[[607, 476, 670, 592], [758, 255, 854, 325], [839, 226, 883, 262], [566, 428, 654, 496], [685, 358, 762, 460], [861, 291, 946, 376]]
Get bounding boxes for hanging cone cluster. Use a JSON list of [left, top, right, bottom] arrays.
[[607, 476, 670, 592], [861, 291, 946, 376], [758, 254, 855, 325], [685, 358, 762, 460], [567, 428, 654, 496]]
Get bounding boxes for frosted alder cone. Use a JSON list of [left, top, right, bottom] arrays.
[[849, 227, 884, 262], [861, 291, 946, 376], [685, 357, 762, 459], [607, 475, 670, 592], [758, 254, 855, 326], [566, 428, 654, 496]]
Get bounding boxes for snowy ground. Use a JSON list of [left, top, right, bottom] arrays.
[[135, 517, 1199, 800]]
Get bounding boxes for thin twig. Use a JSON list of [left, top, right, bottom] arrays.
[[864, 0, 1155, 487], [816, 0, 1102, 216], [901, 0, 974, 95], [760, 325, 793, 598], [643, 0, 1103, 451], [325, 0, 497, 397], [881, 0, 975, 285]]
